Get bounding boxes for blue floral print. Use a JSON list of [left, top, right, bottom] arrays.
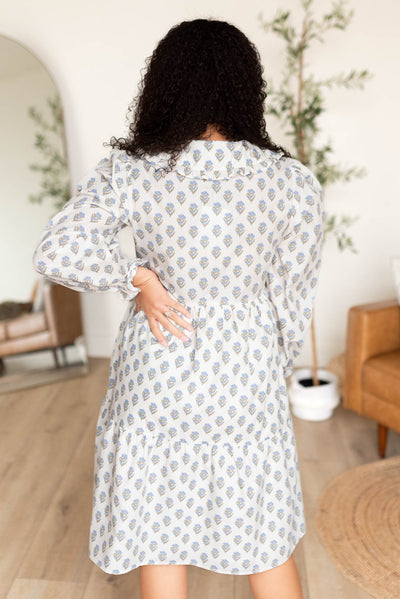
[[33, 138, 325, 575]]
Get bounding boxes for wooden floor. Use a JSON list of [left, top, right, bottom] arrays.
[[1, 357, 399, 599]]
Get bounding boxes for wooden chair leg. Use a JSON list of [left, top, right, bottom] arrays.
[[378, 423, 388, 459], [52, 348, 60, 369], [61, 346, 68, 366]]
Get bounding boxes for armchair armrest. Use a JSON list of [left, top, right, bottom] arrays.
[[343, 298, 400, 413], [43, 283, 83, 347]]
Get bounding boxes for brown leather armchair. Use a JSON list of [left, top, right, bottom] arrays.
[[0, 282, 83, 373], [343, 298, 400, 458]]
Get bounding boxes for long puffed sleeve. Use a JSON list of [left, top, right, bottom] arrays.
[[32, 150, 151, 300], [263, 159, 326, 379]]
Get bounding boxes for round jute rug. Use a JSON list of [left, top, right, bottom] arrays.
[[315, 456, 400, 599]]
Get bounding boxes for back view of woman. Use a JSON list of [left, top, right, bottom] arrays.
[[33, 18, 325, 599]]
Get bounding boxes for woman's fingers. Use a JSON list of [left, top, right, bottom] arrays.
[[147, 316, 169, 346], [165, 308, 194, 334], [169, 298, 192, 319], [159, 313, 191, 342], [147, 312, 192, 347], [135, 281, 194, 346]]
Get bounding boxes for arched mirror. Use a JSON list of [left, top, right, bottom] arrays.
[[0, 36, 87, 391]]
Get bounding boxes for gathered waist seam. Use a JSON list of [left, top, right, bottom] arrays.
[[167, 290, 267, 308]]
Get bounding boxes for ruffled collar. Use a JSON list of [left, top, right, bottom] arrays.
[[139, 139, 284, 180]]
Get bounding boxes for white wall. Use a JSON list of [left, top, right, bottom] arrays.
[[1, 0, 399, 366]]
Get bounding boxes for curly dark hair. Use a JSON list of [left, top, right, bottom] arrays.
[[105, 18, 292, 172]]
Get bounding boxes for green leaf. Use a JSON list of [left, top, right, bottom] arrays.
[[27, 92, 71, 209]]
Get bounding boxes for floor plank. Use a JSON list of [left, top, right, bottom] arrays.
[[16, 386, 102, 582], [0, 362, 88, 394], [293, 404, 399, 599], [6, 578, 85, 599], [0, 360, 107, 599], [1, 358, 398, 599]]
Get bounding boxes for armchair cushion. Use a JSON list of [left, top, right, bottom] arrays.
[[0, 331, 52, 355], [344, 299, 400, 413], [0, 283, 82, 360], [0, 312, 47, 341], [363, 350, 400, 407]]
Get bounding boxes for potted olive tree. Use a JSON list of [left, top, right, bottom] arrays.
[[259, 0, 373, 420]]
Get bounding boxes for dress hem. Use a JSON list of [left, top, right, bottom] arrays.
[[88, 529, 305, 577]]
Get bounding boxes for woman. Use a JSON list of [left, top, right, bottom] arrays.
[[33, 18, 325, 599]]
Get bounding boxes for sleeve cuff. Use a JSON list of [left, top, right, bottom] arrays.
[[122, 258, 152, 300]]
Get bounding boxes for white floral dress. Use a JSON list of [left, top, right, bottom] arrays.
[[33, 139, 325, 576]]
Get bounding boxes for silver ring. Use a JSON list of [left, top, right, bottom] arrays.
[[164, 309, 172, 318]]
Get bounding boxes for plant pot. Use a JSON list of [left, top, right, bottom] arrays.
[[288, 367, 341, 421]]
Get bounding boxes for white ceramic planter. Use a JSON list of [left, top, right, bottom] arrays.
[[288, 367, 340, 421]]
